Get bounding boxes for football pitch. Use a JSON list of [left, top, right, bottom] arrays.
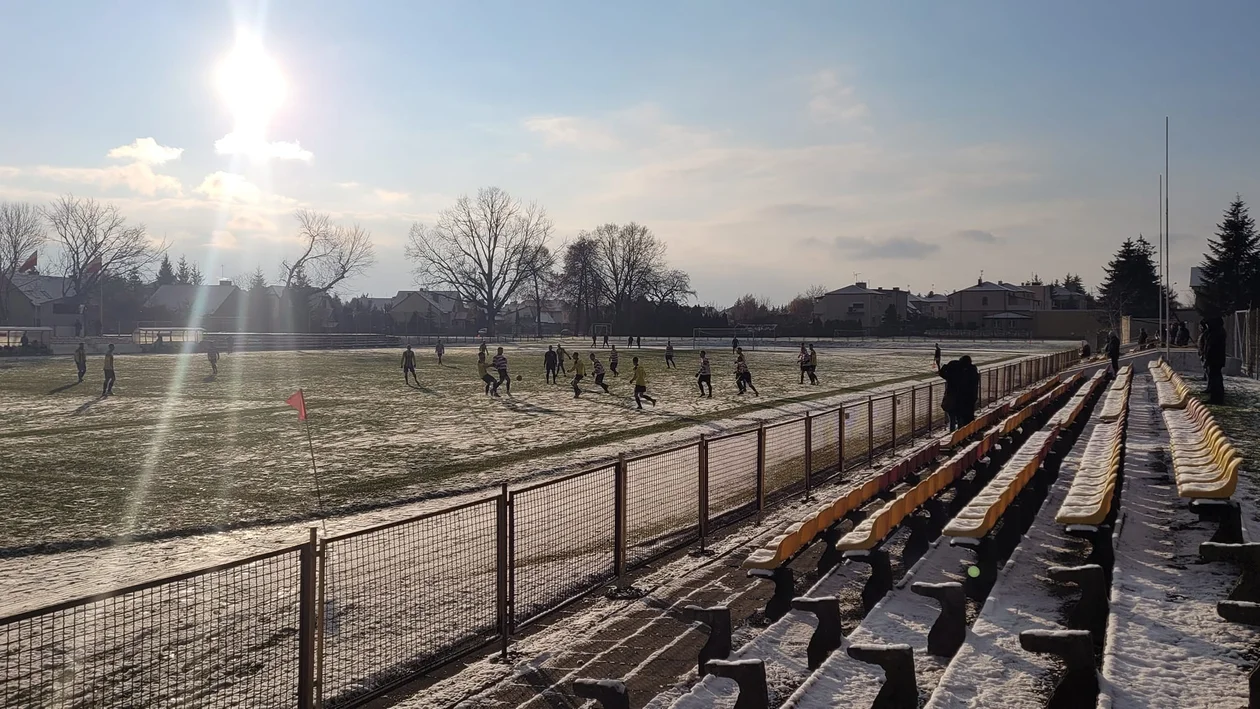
[[0, 340, 1056, 549]]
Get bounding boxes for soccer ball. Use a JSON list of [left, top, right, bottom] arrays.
[[515, 375, 522, 381]]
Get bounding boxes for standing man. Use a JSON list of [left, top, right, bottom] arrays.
[[696, 350, 713, 397], [631, 356, 656, 409], [938, 355, 977, 431], [731, 336, 739, 354], [435, 339, 446, 365], [571, 350, 587, 397], [609, 345, 620, 376], [401, 345, 418, 385], [1138, 328, 1149, 348], [207, 340, 220, 376], [628, 334, 634, 348], [493, 347, 511, 396], [1106, 331, 1121, 375], [807, 344, 819, 385], [933, 343, 942, 370], [592, 331, 597, 347], [73, 342, 87, 383], [1205, 317, 1227, 404], [798, 343, 809, 384], [735, 348, 759, 396], [477, 350, 499, 397], [590, 352, 610, 392], [556, 343, 568, 375], [102, 344, 116, 397], [636, 336, 642, 348], [665, 340, 676, 369], [544, 346, 559, 384], [603, 332, 609, 348]]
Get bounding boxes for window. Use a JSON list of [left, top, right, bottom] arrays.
[[981, 296, 989, 306]]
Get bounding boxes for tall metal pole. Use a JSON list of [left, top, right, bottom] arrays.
[[1165, 117, 1171, 357], [1159, 173, 1164, 346]]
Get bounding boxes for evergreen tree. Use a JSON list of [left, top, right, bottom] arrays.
[[175, 255, 191, 284], [246, 266, 268, 292], [189, 264, 204, 285], [1197, 196, 1259, 316], [1099, 236, 1161, 322], [1062, 273, 1086, 294], [156, 255, 175, 286]]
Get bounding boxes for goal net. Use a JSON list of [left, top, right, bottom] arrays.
[[691, 325, 773, 351], [591, 323, 613, 342]]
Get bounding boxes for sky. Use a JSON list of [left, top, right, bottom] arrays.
[[2, 0, 1259, 307]]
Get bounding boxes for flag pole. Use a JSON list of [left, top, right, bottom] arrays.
[[304, 419, 328, 535], [1165, 116, 1171, 357]]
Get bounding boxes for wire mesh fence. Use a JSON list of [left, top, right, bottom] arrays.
[[1, 348, 1080, 708], [763, 419, 808, 500], [625, 443, 700, 567], [0, 546, 305, 709], [510, 466, 616, 628], [705, 429, 760, 520], [320, 498, 499, 707]]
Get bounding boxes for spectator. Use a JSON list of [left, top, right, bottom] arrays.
[[1080, 340, 1092, 359], [939, 355, 979, 431], [1205, 317, 1227, 404], [1106, 331, 1121, 374], [1138, 328, 1148, 347]]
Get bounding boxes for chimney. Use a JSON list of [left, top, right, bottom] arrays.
[[856, 281, 867, 289], [977, 277, 983, 286], [218, 278, 233, 286], [892, 286, 900, 291]]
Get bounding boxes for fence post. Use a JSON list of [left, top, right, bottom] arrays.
[[867, 396, 874, 467], [756, 423, 766, 524], [614, 453, 627, 582], [838, 406, 846, 471], [927, 383, 934, 431], [990, 368, 996, 404], [804, 412, 813, 500], [298, 527, 317, 709], [698, 434, 709, 553], [497, 483, 510, 658]]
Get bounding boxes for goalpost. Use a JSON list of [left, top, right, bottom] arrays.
[[691, 325, 773, 351], [591, 323, 613, 344]]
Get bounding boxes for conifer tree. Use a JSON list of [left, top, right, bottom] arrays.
[[1197, 196, 1259, 316]]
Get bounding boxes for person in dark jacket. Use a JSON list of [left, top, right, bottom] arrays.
[[1138, 328, 1148, 347], [1106, 331, 1121, 374], [939, 355, 979, 431], [1204, 317, 1227, 404]]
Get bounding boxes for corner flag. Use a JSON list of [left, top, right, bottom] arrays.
[[286, 389, 307, 420]]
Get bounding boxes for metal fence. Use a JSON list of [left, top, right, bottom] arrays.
[[0, 348, 1080, 708]]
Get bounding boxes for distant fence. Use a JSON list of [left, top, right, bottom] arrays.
[[0, 349, 1080, 708]]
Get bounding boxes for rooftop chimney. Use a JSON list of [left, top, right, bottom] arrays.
[[856, 281, 868, 289], [218, 278, 233, 286]]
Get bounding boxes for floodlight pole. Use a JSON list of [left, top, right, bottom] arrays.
[[1165, 117, 1171, 358]]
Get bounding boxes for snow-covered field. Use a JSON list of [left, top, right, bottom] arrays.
[[0, 340, 1057, 549]]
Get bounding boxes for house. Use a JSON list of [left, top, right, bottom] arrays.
[[496, 299, 572, 335], [813, 283, 910, 328], [947, 280, 1041, 328], [908, 293, 949, 321], [0, 273, 82, 334], [372, 289, 474, 333], [1024, 284, 1093, 311], [145, 282, 247, 330], [265, 286, 337, 331]]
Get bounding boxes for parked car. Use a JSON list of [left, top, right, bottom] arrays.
[[477, 328, 488, 337]]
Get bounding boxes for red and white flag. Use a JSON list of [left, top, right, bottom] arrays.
[[286, 389, 307, 420], [18, 252, 37, 273]]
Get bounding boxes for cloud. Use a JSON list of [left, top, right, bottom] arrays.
[[337, 181, 360, 189], [227, 213, 278, 232], [374, 188, 411, 204], [830, 235, 940, 260], [215, 132, 313, 162], [208, 230, 238, 248], [523, 116, 621, 151], [0, 166, 20, 179], [808, 70, 869, 125], [193, 172, 262, 203], [34, 162, 182, 197], [511, 152, 532, 163], [107, 137, 184, 165], [952, 229, 1001, 243]]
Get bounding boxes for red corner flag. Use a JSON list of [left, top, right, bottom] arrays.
[[18, 252, 37, 273], [286, 389, 307, 420]]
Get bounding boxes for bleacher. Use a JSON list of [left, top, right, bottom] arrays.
[[573, 358, 1260, 709]]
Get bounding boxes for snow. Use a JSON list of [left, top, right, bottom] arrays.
[[1098, 372, 1259, 708]]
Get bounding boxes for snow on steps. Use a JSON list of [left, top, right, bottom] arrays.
[[1098, 373, 1259, 708], [922, 396, 1103, 708]]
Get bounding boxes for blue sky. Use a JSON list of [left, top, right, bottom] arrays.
[[2, 0, 1258, 305]]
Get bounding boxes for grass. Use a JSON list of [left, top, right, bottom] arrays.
[[0, 341, 1051, 549]]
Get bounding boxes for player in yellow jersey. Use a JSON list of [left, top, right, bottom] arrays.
[[631, 357, 655, 409], [102, 344, 116, 396], [571, 350, 586, 398]]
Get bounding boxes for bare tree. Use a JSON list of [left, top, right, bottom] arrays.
[[522, 245, 557, 337], [645, 268, 695, 308], [405, 187, 553, 335], [592, 222, 667, 324], [557, 235, 604, 336], [282, 209, 376, 295], [43, 195, 166, 302], [0, 202, 47, 321]]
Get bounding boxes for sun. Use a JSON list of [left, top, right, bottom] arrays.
[[215, 32, 286, 142]]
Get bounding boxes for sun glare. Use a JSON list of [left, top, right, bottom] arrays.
[[215, 33, 286, 141]]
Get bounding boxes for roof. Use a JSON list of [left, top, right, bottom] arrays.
[[6, 273, 77, 305], [351, 296, 395, 311], [983, 311, 1032, 320], [909, 293, 948, 304], [145, 285, 239, 314], [824, 284, 883, 296], [955, 280, 1035, 294]]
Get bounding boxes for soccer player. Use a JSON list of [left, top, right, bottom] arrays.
[[544, 346, 559, 384], [73, 342, 87, 383], [571, 351, 586, 397], [477, 351, 500, 397], [807, 344, 819, 385], [555, 343, 568, 375], [602, 333, 609, 348], [933, 343, 941, 370], [632, 357, 656, 409], [592, 332, 597, 347], [590, 352, 610, 392], [436, 339, 446, 365], [665, 340, 675, 368], [735, 348, 759, 396], [731, 336, 739, 354], [207, 340, 220, 376], [696, 350, 712, 397], [798, 343, 809, 384], [493, 347, 511, 395], [609, 345, 620, 376], [627, 335, 633, 348], [102, 344, 116, 397], [401, 345, 418, 385]]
